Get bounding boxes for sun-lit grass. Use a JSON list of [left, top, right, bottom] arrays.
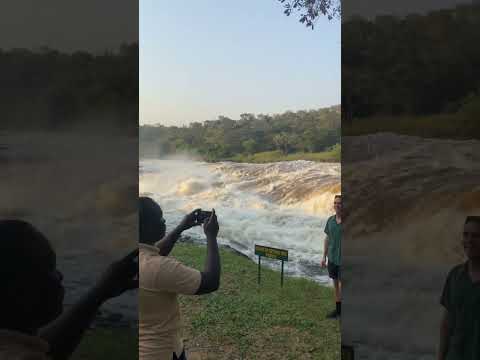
[[343, 113, 479, 139], [228, 147, 340, 164], [172, 243, 340, 360]]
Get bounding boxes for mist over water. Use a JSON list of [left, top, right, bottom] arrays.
[[342, 133, 480, 359], [0, 131, 138, 326], [140, 159, 340, 285]]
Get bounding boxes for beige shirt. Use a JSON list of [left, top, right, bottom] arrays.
[[139, 244, 201, 360], [0, 330, 50, 360]]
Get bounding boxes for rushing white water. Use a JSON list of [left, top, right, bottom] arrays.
[[140, 159, 341, 285]]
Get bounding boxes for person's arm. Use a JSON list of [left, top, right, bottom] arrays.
[[437, 308, 450, 360], [322, 235, 329, 268], [195, 210, 221, 295], [155, 209, 200, 256], [155, 226, 183, 256], [39, 249, 138, 360]]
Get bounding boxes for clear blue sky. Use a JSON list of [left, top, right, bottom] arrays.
[[140, 0, 340, 126]]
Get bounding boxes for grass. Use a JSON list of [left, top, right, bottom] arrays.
[[343, 113, 480, 139], [172, 243, 340, 360], [228, 148, 340, 164], [71, 327, 138, 360]]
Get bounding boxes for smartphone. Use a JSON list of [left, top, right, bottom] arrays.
[[195, 210, 212, 223]]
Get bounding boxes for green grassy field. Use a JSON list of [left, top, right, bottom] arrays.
[[172, 243, 340, 360], [71, 243, 339, 360], [343, 113, 479, 139], [228, 148, 340, 164]]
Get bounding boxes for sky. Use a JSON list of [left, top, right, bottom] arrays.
[[140, 0, 340, 126], [0, 0, 137, 53]]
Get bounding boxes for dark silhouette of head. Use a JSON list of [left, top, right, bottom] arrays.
[[139, 197, 166, 245], [464, 216, 480, 260], [0, 220, 64, 334]]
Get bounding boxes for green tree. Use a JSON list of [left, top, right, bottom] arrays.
[[242, 139, 257, 155], [279, 0, 341, 28]]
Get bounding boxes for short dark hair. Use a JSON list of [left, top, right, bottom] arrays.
[[334, 195, 342, 200], [0, 220, 53, 279], [139, 197, 166, 244], [0, 220, 60, 331], [465, 216, 480, 226]]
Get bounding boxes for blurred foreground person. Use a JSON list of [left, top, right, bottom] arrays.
[[139, 197, 221, 360], [0, 219, 138, 360], [438, 216, 480, 360]]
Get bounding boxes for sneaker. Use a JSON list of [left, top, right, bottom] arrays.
[[326, 309, 338, 319]]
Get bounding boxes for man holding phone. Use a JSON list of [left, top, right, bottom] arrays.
[[0, 219, 138, 360], [139, 197, 221, 360]]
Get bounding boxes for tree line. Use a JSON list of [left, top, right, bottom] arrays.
[[0, 43, 138, 132], [140, 106, 340, 161], [342, 4, 480, 120]]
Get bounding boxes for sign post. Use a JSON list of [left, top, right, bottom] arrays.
[[281, 260, 284, 287], [254, 244, 289, 287], [258, 255, 261, 284]]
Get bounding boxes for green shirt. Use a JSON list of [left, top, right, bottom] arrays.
[[324, 215, 342, 266], [440, 262, 480, 360]]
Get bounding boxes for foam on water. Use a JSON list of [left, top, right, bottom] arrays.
[[140, 159, 341, 284]]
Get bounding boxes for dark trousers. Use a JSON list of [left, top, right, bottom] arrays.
[[173, 349, 187, 360]]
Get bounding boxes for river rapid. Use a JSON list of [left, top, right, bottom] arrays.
[[140, 158, 341, 284]]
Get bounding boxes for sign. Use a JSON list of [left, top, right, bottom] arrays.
[[254, 245, 288, 261], [254, 244, 288, 287]]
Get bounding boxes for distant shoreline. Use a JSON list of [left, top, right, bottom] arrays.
[[140, 149, 340, 164]]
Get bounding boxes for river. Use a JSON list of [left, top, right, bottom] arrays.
[[140, 158, 341, 284]]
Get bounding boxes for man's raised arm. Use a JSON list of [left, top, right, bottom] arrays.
[[155, 209, 200, 256], [195, 210, 221, 295]]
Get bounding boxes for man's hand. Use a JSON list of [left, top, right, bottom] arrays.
[[178, 208, 202, 232], [321, 257, 327, 268], [204, 209, 219, 239], [95, 249, 139, 301]]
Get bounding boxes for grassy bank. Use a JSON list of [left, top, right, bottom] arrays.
[[173, 243, 340, 360], [72, 327, 138, 360], [227, 148, 340, 164], [343, 113, 479, 139]]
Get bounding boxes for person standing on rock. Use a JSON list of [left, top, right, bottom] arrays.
[[321, 194, 342, 319]]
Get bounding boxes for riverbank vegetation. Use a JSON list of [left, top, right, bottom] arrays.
[[343, 4, 480, 139], [229, 144, 340, 163], [140, 106, 340, 162], [0, 44, 138, 133]]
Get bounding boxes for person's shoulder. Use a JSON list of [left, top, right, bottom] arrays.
[[141, 249, 178, 266], [446, 262, 468, 281], [327, 215, 336, 223], [139, 243, 159, 254]]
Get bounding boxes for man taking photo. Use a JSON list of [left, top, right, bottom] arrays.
[[139, 197, 221, 360]]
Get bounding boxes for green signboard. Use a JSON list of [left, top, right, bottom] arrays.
[[254, 244, 288, 287], [254, 245, 288, 261]]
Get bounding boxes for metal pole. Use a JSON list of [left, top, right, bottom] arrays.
[[258, 256, 261, 284], [281, 260, 284, 287]]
